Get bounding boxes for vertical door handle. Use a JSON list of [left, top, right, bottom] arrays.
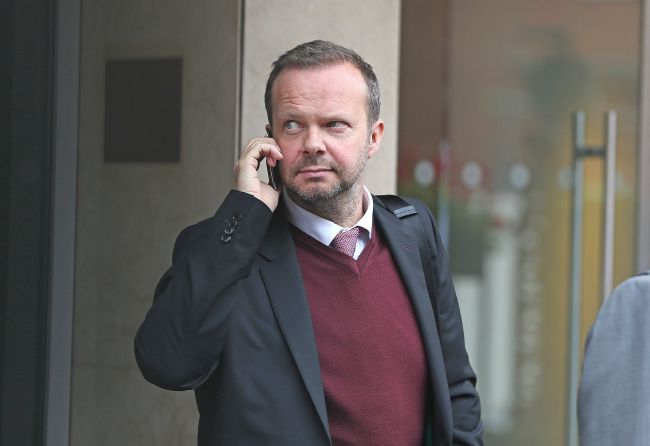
[[566, 110, 618, 446], [602, 111, 617, 303]]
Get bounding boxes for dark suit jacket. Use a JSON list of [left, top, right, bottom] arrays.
[[135, 190, 482, 445]]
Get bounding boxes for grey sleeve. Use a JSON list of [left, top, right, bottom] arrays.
[[578, 271, 650, 445]]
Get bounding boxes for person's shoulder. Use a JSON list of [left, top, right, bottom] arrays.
[[618, 270, 650, 294], [401, 196, 430, 211], [598, 270, 650, 319], [373, 194, 431, 213], [612, 270, 650, 297], [398, 196, 436, 221]]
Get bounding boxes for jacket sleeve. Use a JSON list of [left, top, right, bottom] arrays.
[[134, 190, 273, 391], [578, 272, 650, 445], [415, 200, 484, 445]]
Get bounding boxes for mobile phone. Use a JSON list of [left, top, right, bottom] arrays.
[[265, 127, 282, 190], [266, 161, 282, 190]]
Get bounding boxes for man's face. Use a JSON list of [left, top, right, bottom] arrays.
[[269, 63, 384, 205]]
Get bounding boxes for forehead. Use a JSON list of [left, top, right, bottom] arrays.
[[271, 63, 368, 113]]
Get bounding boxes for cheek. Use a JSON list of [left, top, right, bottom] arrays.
[[336, 141, 366, 164], [277, 150, 298, 176]]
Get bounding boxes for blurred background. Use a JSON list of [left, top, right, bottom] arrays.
[[3, 0, 650, 445]]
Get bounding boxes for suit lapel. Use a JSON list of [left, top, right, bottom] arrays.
[[373, 201, 453, 440], [256, 200, 454, 442], [258, 211, 330, 439]]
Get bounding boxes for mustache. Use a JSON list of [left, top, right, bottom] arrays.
[[290, 156, 339, 172]]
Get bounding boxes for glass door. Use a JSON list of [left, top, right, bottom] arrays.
[[399, 1, 641, 444]]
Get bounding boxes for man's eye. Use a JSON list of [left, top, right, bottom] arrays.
[[327, 121, 346, 128], [284, 121, 300, 130]]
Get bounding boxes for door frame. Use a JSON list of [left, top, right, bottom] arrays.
[[46, 0, 80, 444], [637, 0, 650, 272]]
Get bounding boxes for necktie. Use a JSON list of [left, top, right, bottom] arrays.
[[330, 227, 360, 257]]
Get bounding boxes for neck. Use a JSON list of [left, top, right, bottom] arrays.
[[289, 183, 365, 227]]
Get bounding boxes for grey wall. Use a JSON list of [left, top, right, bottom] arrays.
[[71, 1, 240, 444]]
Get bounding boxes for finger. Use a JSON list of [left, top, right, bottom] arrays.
[[265, 152, 283, 167], [242, 137, 279, 155], [240, 141, 283, 168], [248, 147, 282, 172]]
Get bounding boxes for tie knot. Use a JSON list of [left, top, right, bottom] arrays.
[[330, 227, 361, 257]]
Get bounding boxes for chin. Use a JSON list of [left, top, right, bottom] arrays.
[[294, 178, 332, 191], [288, 182, 343, 203]]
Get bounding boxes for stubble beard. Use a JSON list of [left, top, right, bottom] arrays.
[[285, 150, 369, 224]]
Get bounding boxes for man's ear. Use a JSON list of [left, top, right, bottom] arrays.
[[367, 119, 384, 159], [265, 124, 273, 138]]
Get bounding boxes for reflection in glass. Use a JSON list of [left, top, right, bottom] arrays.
[[399, 1, 640, 444]]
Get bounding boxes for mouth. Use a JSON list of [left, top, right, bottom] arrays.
[[299, 167, 332, 174], [295, 167, 334, 181]]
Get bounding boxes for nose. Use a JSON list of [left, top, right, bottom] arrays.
[[303, 127, 326, 155]]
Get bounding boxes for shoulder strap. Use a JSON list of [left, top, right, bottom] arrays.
[[376, 194, 441, 336]]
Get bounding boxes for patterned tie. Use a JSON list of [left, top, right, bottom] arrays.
[[330, 227, 361, 257]]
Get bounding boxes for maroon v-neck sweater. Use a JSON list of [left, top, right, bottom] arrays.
[[292, 226, 428, 446]]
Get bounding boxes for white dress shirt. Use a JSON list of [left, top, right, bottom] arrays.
[[282, 187, 373, 260]]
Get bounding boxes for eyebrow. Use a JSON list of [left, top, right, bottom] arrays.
[[277, 111, 355, 122]]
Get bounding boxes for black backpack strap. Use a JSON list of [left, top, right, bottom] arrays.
[[376, 194, 441, 337]]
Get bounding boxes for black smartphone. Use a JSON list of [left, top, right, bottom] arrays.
[[265, 128, 282, 190], [266, 161, 282, 190]]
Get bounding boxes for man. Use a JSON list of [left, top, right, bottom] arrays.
[[578, 270, 650, 445], [135, 40, 482, 445]]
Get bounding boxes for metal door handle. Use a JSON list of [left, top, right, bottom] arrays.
[[566, 110, 618, 446], [602, 111, 617, 303]]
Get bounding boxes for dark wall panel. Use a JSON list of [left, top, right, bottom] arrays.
[[104, 58, 183, 163], [1, 0, 55, 444]]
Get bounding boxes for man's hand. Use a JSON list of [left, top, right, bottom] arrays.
[[234, 138, 284, 211]]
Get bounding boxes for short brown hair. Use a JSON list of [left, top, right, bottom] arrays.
[[264, 40, 380, 128]]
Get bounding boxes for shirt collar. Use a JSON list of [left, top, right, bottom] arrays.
[[283, 186, 374, 246]]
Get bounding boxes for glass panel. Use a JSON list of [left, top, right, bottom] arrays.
[[399, 1, 640, 444]]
